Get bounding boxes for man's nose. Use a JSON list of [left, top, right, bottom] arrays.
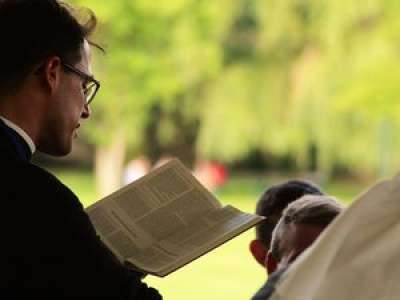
[[81, 103, 91, 119]]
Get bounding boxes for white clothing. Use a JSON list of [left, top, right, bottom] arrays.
[[270, 175, 400, 300]]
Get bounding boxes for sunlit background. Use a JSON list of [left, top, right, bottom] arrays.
[[34, 0, 400, 299]]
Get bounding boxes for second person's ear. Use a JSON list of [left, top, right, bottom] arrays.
[[249, 239, 267, 267]]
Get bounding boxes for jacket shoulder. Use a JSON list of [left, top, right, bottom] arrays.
[[1, 161, 82, 210]]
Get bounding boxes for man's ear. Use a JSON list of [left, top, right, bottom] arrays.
[[249, 239, 267, 267], [41, 56, 62, 93], [266, 251, 278, 275]]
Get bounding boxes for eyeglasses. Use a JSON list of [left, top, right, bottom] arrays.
[[61, 62, 100, 105]]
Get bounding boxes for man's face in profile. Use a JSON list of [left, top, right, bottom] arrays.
[[38, 40, 92, 156]]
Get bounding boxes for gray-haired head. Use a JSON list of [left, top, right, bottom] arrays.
[[255, 180, 323, 249], [270, 195, 344, 264]]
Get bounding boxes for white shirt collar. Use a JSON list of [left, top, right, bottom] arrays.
[[0, 116, 36, 154]]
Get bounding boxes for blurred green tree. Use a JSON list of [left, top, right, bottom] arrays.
[[69, 0, 237, 195], [68, 0, 400, 195], [199, 0, 400, 179]]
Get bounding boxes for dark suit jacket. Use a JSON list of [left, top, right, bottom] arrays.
[[251, 266, 288, 300], [0, 121, 162, 299]]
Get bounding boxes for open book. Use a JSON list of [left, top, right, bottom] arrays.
[[86, 159, 264, 277]]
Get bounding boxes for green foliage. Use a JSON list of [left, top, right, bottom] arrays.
[[68, 0, 400, 177], [69, 0, 236, 153]]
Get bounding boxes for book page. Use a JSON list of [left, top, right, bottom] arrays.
[[126, 205, 264, 276], [87, 159, 263, 276], [86, 159, 223, 261]]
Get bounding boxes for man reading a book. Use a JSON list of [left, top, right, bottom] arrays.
[[0, 1, 161, 298]]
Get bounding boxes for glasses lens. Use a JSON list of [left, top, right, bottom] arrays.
[[85, 82, 96, 104]]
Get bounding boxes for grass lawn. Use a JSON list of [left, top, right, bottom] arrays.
[[51, 167, 376, 300]]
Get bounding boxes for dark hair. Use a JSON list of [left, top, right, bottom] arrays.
[[270, 195, 343, 261], [255, 179, 323, 248], [0, 0, 100, 96]]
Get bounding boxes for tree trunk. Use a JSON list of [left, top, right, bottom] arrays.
[[95, 129, 126, 198]]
